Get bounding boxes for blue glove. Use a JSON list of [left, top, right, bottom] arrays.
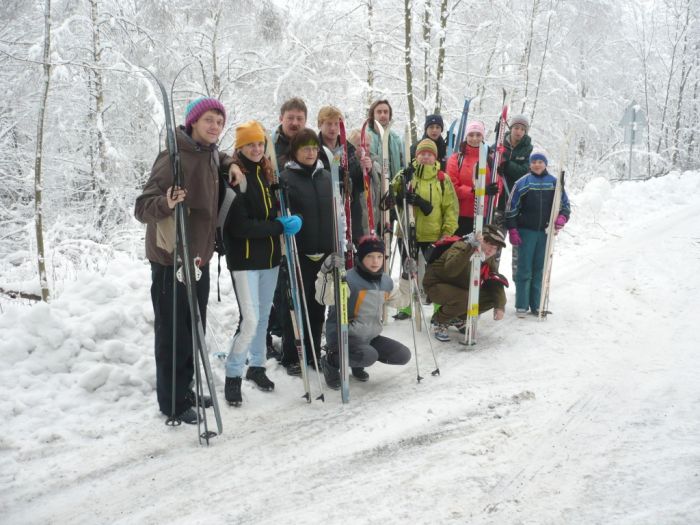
[[276, 215, 302, 235]]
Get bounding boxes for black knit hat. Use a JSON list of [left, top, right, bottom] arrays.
[[483, 225, 506, 248], [424, 114, 444, 131], [357, 235, 385, 260]]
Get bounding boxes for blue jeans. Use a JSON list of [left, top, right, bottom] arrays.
[[226, 267, 279, 378], [515, 228, 546, 311]]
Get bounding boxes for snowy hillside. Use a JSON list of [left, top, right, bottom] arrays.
[[2, 171, 699, 524]]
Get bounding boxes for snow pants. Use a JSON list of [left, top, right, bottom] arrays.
[[426, 280, 502, 324], [327, 335, 411, 369], [150, 262, 209, 416], [281, 255, 326, 367], [226, 267, 279, 378], [515, 228, 547, 311]]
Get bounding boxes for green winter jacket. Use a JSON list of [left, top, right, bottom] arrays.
[[501, 133, 533, 192], [391, 160, 458, 243], [367, 125, 404, 179]]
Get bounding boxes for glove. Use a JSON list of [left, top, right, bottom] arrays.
[[496, 162, 506, 176], [485, 182, 499, 196], [508, 228, 522, 246], [320, 252, 344, 274], [554, 214, 567, 231], [380, 190, 395, 211], [403, 164, 415, 183], [406, 192, 433, 215], [403, 257, 418, 275], [276, 215, 302, 235]]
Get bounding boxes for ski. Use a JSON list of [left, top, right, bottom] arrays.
[[404, 125, 422, 332], [329, 144, 351, 403], [538, 169, 566, 320], [462, 142, 488, 346], [265, 131, 314, 402], [454, 97, 473, 157], [374, 121, 392, 324], [338, 118, 354, 269], [143, 68, 222, 444], [360, 119, 376, 236], [486, 89, 509, 224], [446, 119, 458, 158]]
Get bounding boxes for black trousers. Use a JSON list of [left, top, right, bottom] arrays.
[[327, 335, 411, 368], [150, 262, 209, 416], [281, 255, 326, 367]]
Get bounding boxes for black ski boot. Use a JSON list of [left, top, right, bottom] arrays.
[[321, 355, 341, 390], [351, 367, 369, 382], [185, 389, 213, 409], [225, 377, 242, 407], [245, 366, 275, 391]]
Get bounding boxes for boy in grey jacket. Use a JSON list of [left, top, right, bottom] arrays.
[[315, 236, 412, 389]]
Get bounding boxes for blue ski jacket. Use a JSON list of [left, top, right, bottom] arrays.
[[505, 170, 571, 231]]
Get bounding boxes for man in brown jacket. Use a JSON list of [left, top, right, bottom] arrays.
[[423, 224, 508, 342], [135, 97, 234, 424]]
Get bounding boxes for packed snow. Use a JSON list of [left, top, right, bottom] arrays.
[[2, 171, 699, 524]]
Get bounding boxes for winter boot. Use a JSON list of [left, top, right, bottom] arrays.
[[245, 366, 275, 391], [321, 355, 341, 390], [225, 377, 242, 407], [285, 362, 302, 377], [516, 308, 528, 318], [174, 407, 199, 425], [392, 306, 411, 320], [351, 367, 369, 382], [185, 389, 213, 409]]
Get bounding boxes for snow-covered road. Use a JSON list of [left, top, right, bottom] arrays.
[[2, 172, 699, 524]]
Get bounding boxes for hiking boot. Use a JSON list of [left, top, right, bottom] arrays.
[[448, 317, 466, 332], [185, 389, 213, 409], [175, 407, 199, 425], [516, 308, 528, 318], [266, 343, 281, 361], [225, 377, 242, 407], [321, 355, 341, 390], [245, 366, 275, 391], [285, 362, 302, 377], [352, 367, 369, 382], [433, 323, 450, 342]]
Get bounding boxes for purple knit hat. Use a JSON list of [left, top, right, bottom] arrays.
[[184, 97, 226, 131]]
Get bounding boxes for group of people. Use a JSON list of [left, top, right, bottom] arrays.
[[135, 95, 570, 424]]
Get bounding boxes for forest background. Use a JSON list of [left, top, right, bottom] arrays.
[[0, 0, 697, 300]]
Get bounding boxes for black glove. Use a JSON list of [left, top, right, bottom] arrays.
[[403, 164, 415, 183], [380, 190, 395, 211], [407, 192, 433, 215], [485, 182, 499, 196], [496, 162, 506, 176]]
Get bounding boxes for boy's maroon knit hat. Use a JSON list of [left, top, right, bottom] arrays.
[[184, 97, 226, 132]]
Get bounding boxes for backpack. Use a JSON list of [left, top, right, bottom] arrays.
[[424, 234, 462, 264]]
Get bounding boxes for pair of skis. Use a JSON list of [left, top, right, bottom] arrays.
[[144, 69, 222, 445], [462, 90, 508, 346]]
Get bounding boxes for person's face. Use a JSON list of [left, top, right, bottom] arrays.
[[426, 124, 442, 140], [480, 240, 498, 259], [295, 144, 319, 166], [530, 159, 547, 174], [320, 117, 340, 144], [373, 103, 391, 127], [466, 131, 483, 148], [240, 141, 265, 163], [510, 124, 526, 143], [416, 150, 437, 165], [362, 252, 384, 272], [190, 110, 224, 145], [280, 109, 306, 138]]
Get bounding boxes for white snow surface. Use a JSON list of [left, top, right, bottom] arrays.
[[2, 171, 700, 524]]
